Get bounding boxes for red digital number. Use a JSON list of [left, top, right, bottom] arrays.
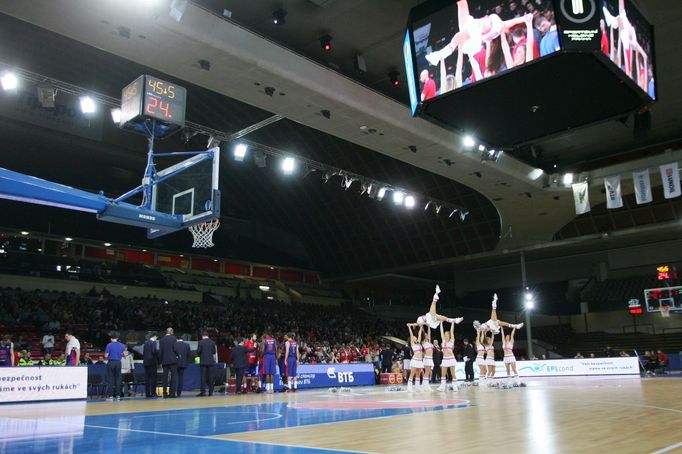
[[145, 96, 158, 115], [158, 101, 172, 118]]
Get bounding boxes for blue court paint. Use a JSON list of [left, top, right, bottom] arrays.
[[0, 400, 474, 453]]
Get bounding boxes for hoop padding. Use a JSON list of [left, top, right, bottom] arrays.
[[661, 306, 671, 318], [189, 219, 219, 248]]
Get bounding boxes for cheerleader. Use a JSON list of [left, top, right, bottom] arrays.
[[475, 328, 487, 385], [422, 329, 434, 392], [473, 294, 523, 335], [483, 330, 496, 384], [501, 325, 520, 384], [416, 285, 462, 330], [438, 320, 458, 391], [406, 323, 424, 392]]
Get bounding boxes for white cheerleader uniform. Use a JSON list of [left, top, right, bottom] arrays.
[[441, 340, 456, 368], [485, 345, 495, 366], [423, 342, 434, 368], [503, 341, 516, 364], [417, 313, 441, 329], [475, 344, 486, 367], [411, 343, 424, 369]]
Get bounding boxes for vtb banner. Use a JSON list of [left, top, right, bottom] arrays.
[[604, 175, 623, 209], [660, 162, 681, 199], [572, 181, 591, 215]]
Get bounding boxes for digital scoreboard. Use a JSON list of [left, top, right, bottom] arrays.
[[119, 75, 187, 137]]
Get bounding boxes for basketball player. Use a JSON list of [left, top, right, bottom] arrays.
[[422, 329, 435, 392], [0, 335, 14, 367], [438, 321, 458, 391], [279, 334, 289, 391], [416, 285, 463, 330], [501, 325, 520, 384], [406, 323, 424, 392], [244, 333, 259, 392], [261, 333, 278, 393], [64, 331, 80, 366], [475, 329, 487, 385], [284, 333, 299, 393], [473, 294, 523, 335]]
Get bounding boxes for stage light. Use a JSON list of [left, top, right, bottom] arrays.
[[320, 34, 332, 52], [1, 71, 18, 91], [79, 96, 96, 114], [282, 157, 295, 175], [104, 242, 112, 247], [478, 144, 486, 152], [64, 237, 73, 242], [563, 173, 574, 185], [388, 71, 400, 87], [259, 285, 270, 292], [525, 292, 533, 301], [462, 135, 475, 148], [272, 9, 287, 24], [405, 195, 415, 208], [110, 108, 121, 123], [377, 187, 387, 201], [234, 143, 248, 162], [20, 231, 29, 235], [525, 299, 535, 310], [393, 191, 404, 205], [528, 168, 544, 180]]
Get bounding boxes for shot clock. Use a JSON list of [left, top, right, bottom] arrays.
[[119, 75, 187, 138]]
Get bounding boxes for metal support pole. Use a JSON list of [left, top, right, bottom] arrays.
[[521, 252, 533, 358], [142, 120, 157, 209]]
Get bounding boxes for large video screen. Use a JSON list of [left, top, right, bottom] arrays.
[[600, 0, 656, 99], [410, 0, 560, 103]]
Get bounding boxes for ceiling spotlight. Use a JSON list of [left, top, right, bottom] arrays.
[[462, 135, 475, 148], [449, 209, 459, 218], [478, 144, 486, 152], [320, 34, 333, 52], [405, 195, 415, 208], [20, 231, 29, 235], [460, 210, 469, 221], [424, 201, 432, 211], [79, 96, 96, 114], [282, 157, 295, 175], [104, 242, 112, 247], [528, 168, 544, 180], [525, 299, 535, 310], [272, 8, 287, 25], [388, 70, 400, 87], [233, 143, 248, 162], [393, 191, 404, 205], [377, 187, 387, 201], [1, 71, 18, 91], [37, 86, 55, 108], [259, 285, 270, 292], [110, 108, 122, 123], [435, 204, 442, 214], [563, 173, 574, 185], [64, 237, 73, 242]]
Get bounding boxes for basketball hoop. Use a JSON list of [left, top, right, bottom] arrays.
[[188, 219, 219, 248], [661, 305, 671, 318]]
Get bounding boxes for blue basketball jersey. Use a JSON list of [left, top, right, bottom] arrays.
[[264, 338, 276, 356], [288, 341, 298, 358]]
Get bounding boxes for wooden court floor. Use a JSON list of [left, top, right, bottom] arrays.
[[2, 375, 681, 454]]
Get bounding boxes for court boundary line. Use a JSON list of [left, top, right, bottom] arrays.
[[650, 441, 682, 454], [33, 418, 372, 454], [219, 402, 477, 438]]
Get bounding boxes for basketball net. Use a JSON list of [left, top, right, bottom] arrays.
[[661, 305, 671, 318], [189, 219, 219, 248]]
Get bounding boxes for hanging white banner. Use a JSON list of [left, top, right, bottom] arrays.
[[632, 170, 652, 204], [604, 175, 623, 209], [572, 181, 590, 215], [660, 162, 681, 199]]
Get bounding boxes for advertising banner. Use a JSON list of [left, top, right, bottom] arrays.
[[277, 363, 375, 389], [0, 366, 87, 403], [452, 357, 639, 379]]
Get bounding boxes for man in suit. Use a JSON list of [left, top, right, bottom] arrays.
[[380, 345, 393, 374], [196, 331, 217, 397], [463, 338, 476, 382], [159, 327, 178, 398], [231, 338, 256, 394], [174, 337, 191, 397], [143, 333, 159, 398]]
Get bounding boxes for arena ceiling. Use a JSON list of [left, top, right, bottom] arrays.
[[0, 0, 681, 280]]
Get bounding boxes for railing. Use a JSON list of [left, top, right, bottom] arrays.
[[662, 326, 682, 334], [622, 323, 656, 334]]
